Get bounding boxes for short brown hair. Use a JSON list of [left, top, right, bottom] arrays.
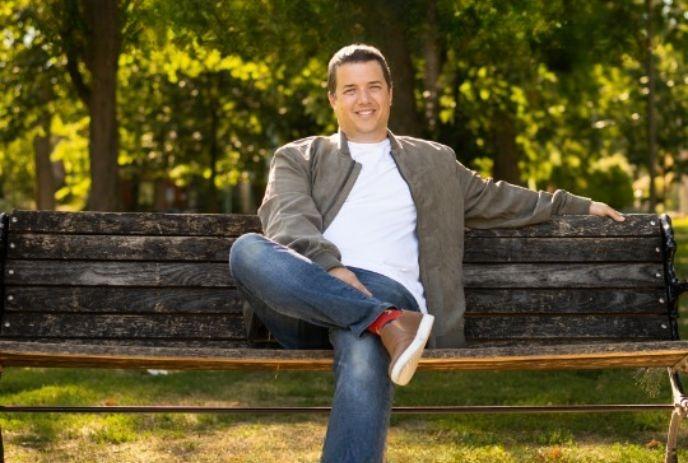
[[327, 44, 392, 96]]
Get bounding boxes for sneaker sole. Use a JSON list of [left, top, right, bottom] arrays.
[[389, 313, 435, 386]]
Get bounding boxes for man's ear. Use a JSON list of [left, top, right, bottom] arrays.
[[328, 92, 337, 109], [389, 87, 393, 106]]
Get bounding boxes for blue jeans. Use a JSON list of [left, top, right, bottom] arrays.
[[228, 233, 420, 463]]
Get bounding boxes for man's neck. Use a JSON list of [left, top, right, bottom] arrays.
[[341, 129, 388, 144], [349, 138, 389, 146]]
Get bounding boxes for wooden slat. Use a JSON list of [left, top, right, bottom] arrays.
[[5, 260, 664, 288], [5, 287, 666, 315], [0, 338, 654, 349], [0, 212, 6, 272], [0, 312, 670, 342], [10, 211, 658, 238], [7, 234, 236, 262], [0, 340, 685, 371], [5, 260, 233, 287], [0, 338, 255, 348], [463, 263, 664, 288], [9, 234, 663, 263], [463, 237, 662, 262], [464, 288, 666, 314], [0, 313, 245, 339], [465, 315, 673, 340], [0, 338, 652, 349], [9, 210, 261, 236], [465, 214, 659, 237], [5, 287, 243, 314]]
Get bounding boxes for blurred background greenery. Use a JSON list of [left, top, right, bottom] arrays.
[[2, 3, 688, 460], [1, 0, 687, 214]]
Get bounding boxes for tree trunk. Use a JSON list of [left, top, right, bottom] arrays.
[[238, 175, 255, 214], [83, 0, 122, 211], [208, 90, 220, 213], [491, 112, 523, 185], [33, 113, 56, 210], [153, 179, 171, 211], [423, 0, 441, 138], [363, 0, 422, 136], [645, 0, 657, 212]]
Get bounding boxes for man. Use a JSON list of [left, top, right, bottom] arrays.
[[229, 43, 624, 462]]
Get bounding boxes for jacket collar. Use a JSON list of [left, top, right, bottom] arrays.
[[333, 128, 403, 158]]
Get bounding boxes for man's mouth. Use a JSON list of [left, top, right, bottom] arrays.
[[355, 109, 376, 117]]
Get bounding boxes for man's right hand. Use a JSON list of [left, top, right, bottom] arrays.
[[328, 267, 373, 297]]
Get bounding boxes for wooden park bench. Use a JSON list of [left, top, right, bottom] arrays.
[[1, 209, 688, 462]]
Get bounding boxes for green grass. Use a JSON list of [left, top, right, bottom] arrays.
[[3, 218, 688, 462], [0, 368, 678, 462]]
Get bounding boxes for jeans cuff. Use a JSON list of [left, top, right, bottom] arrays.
[[350, 302, 397, 337]]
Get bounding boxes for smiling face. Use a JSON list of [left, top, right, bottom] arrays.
[[328, 60, 393, 143]]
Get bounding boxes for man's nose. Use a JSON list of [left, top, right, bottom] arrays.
[[357, 89, 371, 103]]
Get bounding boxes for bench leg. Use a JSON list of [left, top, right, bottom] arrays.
[[666, 369, 688, 463], [0, 372, 3, 463], [0, 369, 3, 463]]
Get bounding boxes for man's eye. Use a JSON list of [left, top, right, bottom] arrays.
[[344, 89, 355, 95]]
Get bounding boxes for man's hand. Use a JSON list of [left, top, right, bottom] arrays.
[[328, 267, 373, 297], [589, 201, 625, 221]]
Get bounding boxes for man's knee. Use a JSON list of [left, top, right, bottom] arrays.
[[228, 232, 266, 281]]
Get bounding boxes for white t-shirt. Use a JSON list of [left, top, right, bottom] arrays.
[[323, 138, 428, 313]]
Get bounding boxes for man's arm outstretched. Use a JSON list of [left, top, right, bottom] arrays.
[[454, 157, 624, 227]]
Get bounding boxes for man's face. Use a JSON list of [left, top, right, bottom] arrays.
[[328, 60, 393, 143]]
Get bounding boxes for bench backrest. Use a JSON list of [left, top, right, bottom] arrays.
[[0, 210, 680, 347]]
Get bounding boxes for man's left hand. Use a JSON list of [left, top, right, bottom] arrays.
[[589, 201, 625, 221]]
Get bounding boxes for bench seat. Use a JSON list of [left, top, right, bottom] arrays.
[[1, 340, 687, 372]]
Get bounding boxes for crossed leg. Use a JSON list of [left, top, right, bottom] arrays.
[[229, 233, 421, 462]]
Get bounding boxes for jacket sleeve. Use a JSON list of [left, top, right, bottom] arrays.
[[455, 158, 592, 229], [257, 146, 343, 271]]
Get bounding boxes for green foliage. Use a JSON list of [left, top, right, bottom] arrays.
[[1, 0, 686, 212]]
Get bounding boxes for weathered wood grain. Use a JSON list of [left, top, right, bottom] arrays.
[[464, 288, 666, 314], [9, 210, 261, 236], [5, 287, 243, 314], [0, 337, 650, 349], [465, 315, 673, 340], [4, 260, 664, 288], [0, 340, 685, 371], [463, 237, 662, 262], [0, 312, 671, 341], [9, 234, 663, 263], [10, 211, 659, 238], [463, 338, 662, 347], [5, 260, 234, 287], [462, 263, 664, 288], [0, 337, 653, 348], [6, 287, 666, 315], [465, 214, 659, 237], [1, 313, 245, 339], [1, 211, 678, 374], [7, 234, 237, 262], [0, 337, 256, 348]]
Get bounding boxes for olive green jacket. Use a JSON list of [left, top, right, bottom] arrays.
[[257, 129, 591, 348]]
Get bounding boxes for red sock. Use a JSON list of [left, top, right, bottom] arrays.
[[367, 308, 402, 335]]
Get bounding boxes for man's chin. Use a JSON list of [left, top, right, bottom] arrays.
[[347, 129, 387, 143], [353, 124, 384, 135]]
